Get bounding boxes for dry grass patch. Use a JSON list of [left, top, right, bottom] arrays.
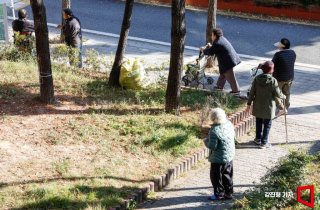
[[0, 55, 245, 209]]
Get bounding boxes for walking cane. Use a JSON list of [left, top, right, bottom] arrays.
[[283, 99, 288, 144]]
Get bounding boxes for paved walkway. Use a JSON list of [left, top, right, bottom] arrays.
[[7, 23, 320, 209], [49, 25, 320, 210], [138, 63, 320, 209]]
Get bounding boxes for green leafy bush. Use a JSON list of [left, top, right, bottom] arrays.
[[0, 44, 35, 63], [84, 48, 111, 72], [234, 151, 319, 210], [52, 46, 111, 72]]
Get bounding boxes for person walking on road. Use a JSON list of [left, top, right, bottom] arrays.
[[272, 38, 296, 115], [204, 108, 235, 201], [200, 28, 241, 95], [247, 61, 286, 149], [12, 9, 35, 52], [58, 8, 83, 68]]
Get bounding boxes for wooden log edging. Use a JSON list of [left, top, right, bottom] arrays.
[[109, 107, 254, 210]]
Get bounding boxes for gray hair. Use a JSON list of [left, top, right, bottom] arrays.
[[210, 108, 227, 124]]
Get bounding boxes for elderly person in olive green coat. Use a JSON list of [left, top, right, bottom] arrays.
[[204, 108, 235, 201], [247, 61, 285, 149]]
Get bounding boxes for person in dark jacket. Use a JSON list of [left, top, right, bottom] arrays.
[[247, 61, 285, 149], [272, 38, 296, 114], [200, 28, 241, 95], [12, 9, 34, 34], [12, 9, 34, 52], [58, 8, 82, 68], [204, 108, 235, 200]]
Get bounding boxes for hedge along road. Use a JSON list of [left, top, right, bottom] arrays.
[[22, 0, 320, 66]]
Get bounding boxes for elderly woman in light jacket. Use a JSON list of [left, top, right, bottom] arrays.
[[204, 108, 235, 201]]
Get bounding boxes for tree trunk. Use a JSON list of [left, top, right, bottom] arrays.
[[30, 0, 55, 104], [165, 0, 186, 113], [60, 0, 71, 42], [108, 0, 134, 87], [206, 0, 217, 43]]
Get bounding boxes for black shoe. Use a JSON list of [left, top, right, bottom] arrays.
[[224, 194, 233, 200], [253, 138, 261, 145]]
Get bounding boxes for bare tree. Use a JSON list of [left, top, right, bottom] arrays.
[[60, 0, 71, 42], [108, 0, 134, 87], [165, 0, 186, 113], [206, 0, 217, 43], [30, 0, 55, 104]]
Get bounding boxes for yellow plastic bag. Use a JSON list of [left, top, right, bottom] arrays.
[[119, 58, 146, 90], [13, 31, 34, 53]]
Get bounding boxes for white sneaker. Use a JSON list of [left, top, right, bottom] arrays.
[[259, 143, 272, 149]]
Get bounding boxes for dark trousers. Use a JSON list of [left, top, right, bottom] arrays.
[[256, 118, 272, 144], [210, 161, 233, 197]]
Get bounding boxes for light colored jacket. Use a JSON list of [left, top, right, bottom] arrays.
[[204, 120, 235, 164]]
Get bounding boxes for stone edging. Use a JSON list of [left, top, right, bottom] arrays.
[[109, 107, 254, 210]]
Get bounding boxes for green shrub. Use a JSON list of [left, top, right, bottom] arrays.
[[52, 46, 111, 72], [0, 44, 35, 63], [234, 151, 317, 210], [84, 49, 111, 72], [51, 44, 81, 68]]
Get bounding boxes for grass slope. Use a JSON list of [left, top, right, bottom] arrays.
[[0, 53, 244, 209]]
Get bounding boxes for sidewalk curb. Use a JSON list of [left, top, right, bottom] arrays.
[[109, 104, 255, 210]]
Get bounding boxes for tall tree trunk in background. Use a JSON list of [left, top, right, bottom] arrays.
[[30, 0, 55, 104], [108, 0, 134, 87], [206, 0, 217, 43], [60, 0, 71, 42], [165, 0, 186, 113]]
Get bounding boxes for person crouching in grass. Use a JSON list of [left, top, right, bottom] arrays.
[[204, 108, 235, 200]]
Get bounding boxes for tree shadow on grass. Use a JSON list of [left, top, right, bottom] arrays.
[[0, 83, 87, 115], [12, 185, 138, 210], [0, 81, 166, 116], [0, 84, 25, 99], [159, 123, 201, 150], [0, 79, 234, 117], [141, 122, 201, 154], [86, 80, 166, 105], [87, 107, 166, 116], [0, 175, 153, 190], [180, 88, 208, 108], [159, 134, 189, 151], [0, 82, 166, 116], [12, 197, 89, 210]]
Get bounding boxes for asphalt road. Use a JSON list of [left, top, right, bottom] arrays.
[[23, 0, 320, 65]]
